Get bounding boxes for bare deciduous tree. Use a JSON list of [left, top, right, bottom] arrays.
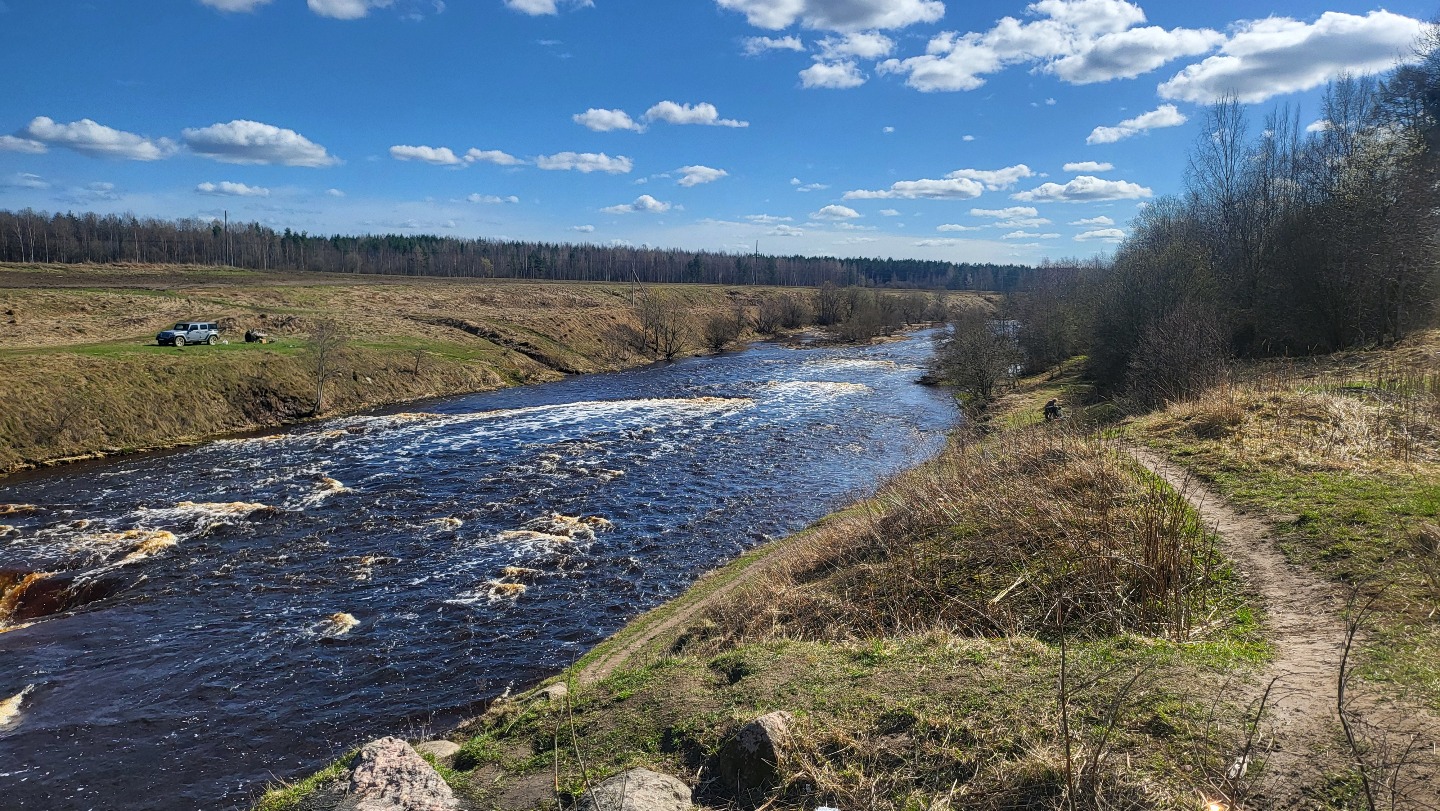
[[929, 308, 1022, 406], [307, 319, 349, 415]]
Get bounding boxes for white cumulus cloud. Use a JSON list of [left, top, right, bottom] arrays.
[[1063, 160, 1113, 172], [771, 224, 806, 236], [845, 176, 984, 200], [20, 116, 176, 161], [1159, 11, 1425, 104], [504, 0, 592, 14], [876, 0, 1226, 92], [389, 144, 463, 165], [1002, 230, 1060, 239], [971, 206, 1039, 218], [937, 223, 983, 232], [467, 193, 519, 203], [196, 181, 270, 197], [183, 120, 337, 166], [536, 152, 633, 173], [801, 60, 867, 88], [644, 101, 749, 127], [1049, 25, 1223, 83], [199, 0, 274, 11], [717, 0, 944, 33], [948, 164, 1034, 190], [602, 194, 672, 214], [573, 108, 644, 132], [1013, 175, 1151, 202], [747, 214, 793, 223], [465, 148, 525, 166], [326, 188, 346, 197], [1075, 227, 1127, 241], [1086, 104, 1186, 144], [571, 224, 596, 232], [743, 35, 806, 55], [677, 165, 728, 186], [1070, 215, 1114, 225], [0, 134, 47, 154], [307, 0, 393, 19], [811, 204, 862, 220], [818, 32, 896, 60]]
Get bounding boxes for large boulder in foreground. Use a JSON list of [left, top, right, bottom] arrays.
[[340, 737, 459, 811], [576, 768, 692, 811], [701, 711, 794, 807]]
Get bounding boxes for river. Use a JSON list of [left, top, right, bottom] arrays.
[[0, 331, 958, 810]]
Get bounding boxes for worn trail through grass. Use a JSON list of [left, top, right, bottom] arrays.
[[1129, 446, 1440, 796]]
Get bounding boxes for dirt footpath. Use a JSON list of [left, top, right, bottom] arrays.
[[1130, 446, 1440, 806]]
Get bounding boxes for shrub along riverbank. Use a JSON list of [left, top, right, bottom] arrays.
[[0, 263, 959, 475]]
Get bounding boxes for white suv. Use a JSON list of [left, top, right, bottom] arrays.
[[157, 321, 221, 347]]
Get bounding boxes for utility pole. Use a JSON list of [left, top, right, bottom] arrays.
[[224, 210, 231, 267]]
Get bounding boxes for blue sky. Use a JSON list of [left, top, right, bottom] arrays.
[[1, 0, 1434, 263]]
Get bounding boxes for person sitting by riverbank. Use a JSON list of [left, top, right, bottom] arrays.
[[1043, 399, 1062, 421]]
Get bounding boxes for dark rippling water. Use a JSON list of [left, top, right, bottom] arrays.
[[0, 331, 958, 810]]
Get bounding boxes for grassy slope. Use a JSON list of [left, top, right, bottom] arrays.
[[1125, 331, 1440, 710], [257, 363, 1301, 811], [0, 263, 811, 474], [247, 328, 1440, 811]]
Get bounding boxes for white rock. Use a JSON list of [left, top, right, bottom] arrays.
[[341, 736, 458, 811], [577, 768, 692, 811]]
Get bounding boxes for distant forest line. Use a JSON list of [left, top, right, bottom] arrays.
[[0, 208, 1053, 291]]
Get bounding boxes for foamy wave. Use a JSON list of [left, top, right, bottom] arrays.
[[0, 504, 38, 517], [154, 501, 278, 520], [351, 398, 755, 451], [763, 381, 872, 396], [0, 685, 34, 729], [805, 359, 900, 371], [115, 532, 179, 565], [75, 528, 177, 551], [495, 530, 576, 547], [298, 475, 351, 507], [1, 572, 54, 627], [520, 513, 613, 542], [448, 580, 527, 605], [311, 612, 359, 638], [343, 555, 398, 581]]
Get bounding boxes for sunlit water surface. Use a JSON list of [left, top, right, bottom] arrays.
[[0, 332, 957, 810]]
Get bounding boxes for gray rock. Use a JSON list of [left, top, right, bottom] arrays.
[[341, 736, 459, 811], [414, 740, 461, 764], [702, 711, 794, 806], [538, 682, 569, 702], [577, 768, 692, 811]]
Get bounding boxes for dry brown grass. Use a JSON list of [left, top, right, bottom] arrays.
[[1129, 330, 1440, 709], [691, 425, 1230, 649]]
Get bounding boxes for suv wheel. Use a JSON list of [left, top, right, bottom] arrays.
[[207, 334, 218, 346], [173, 336, 186, 347]]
